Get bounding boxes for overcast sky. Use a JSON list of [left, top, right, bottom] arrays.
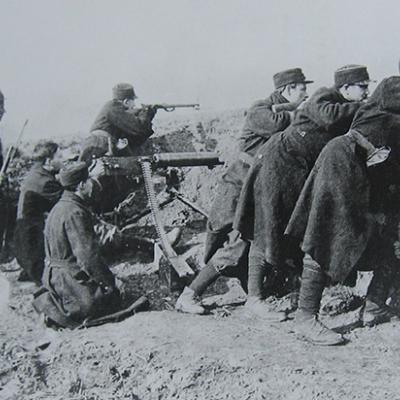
[[1, 0, 400, 142]]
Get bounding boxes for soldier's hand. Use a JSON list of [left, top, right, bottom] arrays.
[[116, 138, 128, 150], [293, 93, 308, 109], [144, 105, 157, 119], [88, 160, 105, 178]]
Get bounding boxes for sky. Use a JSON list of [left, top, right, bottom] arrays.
[[1, 0, 400, 142]]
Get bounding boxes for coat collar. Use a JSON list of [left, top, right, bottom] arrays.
[[31, 162, 57, 178], [59, 191, 92, 214]]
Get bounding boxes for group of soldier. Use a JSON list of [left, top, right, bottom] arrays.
[[2, 63, 400, 346], [176, 65, 400, 346]]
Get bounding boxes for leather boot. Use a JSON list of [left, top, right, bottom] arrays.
[[245, 296, 287, 321], [295, 255, 345, 346], [175, 287, 205, 315], [245, 244, 287, 321], [363, 267, 394, 327], [362, 299, 392, 327]]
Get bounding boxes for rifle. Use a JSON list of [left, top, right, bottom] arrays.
[[142, 103, 200, 112], [1, 119, 29, 176]]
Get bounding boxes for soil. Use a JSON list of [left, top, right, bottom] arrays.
[[2, 259, 400, 400], [2, 110, 400, 399]]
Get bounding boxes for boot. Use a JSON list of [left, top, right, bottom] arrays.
[[362, 299, 392, 327], [295, 311, 345, 346], [175, 287, 205, 315], [245, 296, 287, 322], [295, 255, 345, 346], [363, 267, 393, 327]]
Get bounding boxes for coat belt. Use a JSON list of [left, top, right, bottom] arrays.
[[46, 258, 79, 270], [237, 152, 254, 167]]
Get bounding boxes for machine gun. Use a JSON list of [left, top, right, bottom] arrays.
[[141, 103, 200, 112], [100, 152, 222, 177], [98, 151, 224, 289]]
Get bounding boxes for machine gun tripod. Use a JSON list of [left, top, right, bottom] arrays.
[[97, 151, 224, 290]]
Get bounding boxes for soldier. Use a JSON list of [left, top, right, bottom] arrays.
[[0, 90, 4, 167], [33, 162, 120, 328], [79, 83, 157, 163], [0, 90, 6, 258], [0, 90, 11, 261], [176, 68, 313, 314], [14, 141, 63, 284], [79, 83, 157, 213], [234, 65, 371, 319], [286, 76, 400, 345], [0, 90, 4, 121]]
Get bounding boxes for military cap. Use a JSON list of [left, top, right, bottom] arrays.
[[59, 161, 89, 188], [33, 140, 59, 162], [378, 76, 400, 113], [112, 83, 136, 100], [334, 65, 371, 88], [273, 68, 313, 89]]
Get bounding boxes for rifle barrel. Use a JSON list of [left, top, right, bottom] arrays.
[[0, 119, 29, 175], [143, 103, 200, 111]]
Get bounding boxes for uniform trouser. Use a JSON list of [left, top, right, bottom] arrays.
[[298, 253, 397, 315], [0, 193, 15, 257], [14, 218, 45, 283], [190, 230, 250, 296], [203, 158, 252, 264], [33, 263, 121, 328], [247, 242, 302, 299], [189, 158, 252, 296]]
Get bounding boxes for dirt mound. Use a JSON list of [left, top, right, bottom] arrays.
[[3, 111, 400, 400]]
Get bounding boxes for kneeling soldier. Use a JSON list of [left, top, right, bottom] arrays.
[[33, 162, 120, 328]]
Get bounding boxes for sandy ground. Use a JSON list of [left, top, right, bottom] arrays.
[[3, 110, 400, 399], [1, 258, 400, 400]]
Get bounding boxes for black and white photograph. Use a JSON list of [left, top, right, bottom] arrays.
[[1, 1, 400, 399]]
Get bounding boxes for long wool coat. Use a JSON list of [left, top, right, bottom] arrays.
[[234, 87, 362, 267], [15, 163, 62, 282], [33, 191, 119, 328], [204, 92, 292, 263], [286, 77, 400, 282]]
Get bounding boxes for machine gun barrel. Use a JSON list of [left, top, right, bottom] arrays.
[[100, 152, 224, 176], [151, 152, 223, 168]]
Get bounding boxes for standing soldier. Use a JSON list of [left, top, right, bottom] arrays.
[[176, 68, 313, 314], [234, 65, 371, 318], [0, 90, 4, 167], [0, 90, 8, 260], [286, 76, 400, 345], [14, 141, 63, 284], [33, 162, 120, 328]]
